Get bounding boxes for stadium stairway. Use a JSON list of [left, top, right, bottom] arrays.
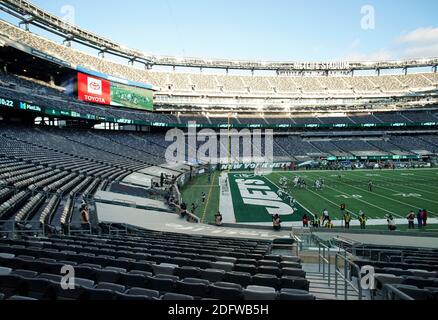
[[302, 264, 364, 300]]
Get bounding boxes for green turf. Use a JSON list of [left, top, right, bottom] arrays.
[[180, 171, 220, 223], [268, 168, 438, 220], [181, 168, 438, 229]]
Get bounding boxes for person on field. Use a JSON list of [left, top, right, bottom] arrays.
[[322, 209, 330, 224], [359, 211, 367, 229], [407, 210, 415, 229], [325, 219, 334, 229], [272, 214, 282, 231], [368, 180, 373, 192], [214, 211, 223, 226], [343, 212, 352, 229], [387, 215, 396, 231], [422, 209, 428, 227], [417, 209, 423, 229], [302, 214, 309, 228]]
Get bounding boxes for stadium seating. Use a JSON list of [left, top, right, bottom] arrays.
[[0, 229, 313, 300]]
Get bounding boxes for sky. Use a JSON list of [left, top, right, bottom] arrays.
[[2, 0, 438, 62]]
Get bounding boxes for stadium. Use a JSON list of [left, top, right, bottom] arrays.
[[0, 0, 437, 305]]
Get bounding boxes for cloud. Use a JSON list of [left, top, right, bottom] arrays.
[[396, 27, 438, 58], [402, 43, 438, 58], [341, 27, 438, 61], [398, 27, 438, 44], [349, 38, 361, 50], [343, 48, 392, 61]]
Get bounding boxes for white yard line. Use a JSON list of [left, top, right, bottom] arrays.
[[310, 172, 434, 217], [342, 172, 438, 215]]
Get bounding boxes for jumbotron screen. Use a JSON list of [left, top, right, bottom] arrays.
[[77, 72, 154, 111]]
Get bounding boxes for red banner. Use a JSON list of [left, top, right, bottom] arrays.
[[77, 72, 111, 105]]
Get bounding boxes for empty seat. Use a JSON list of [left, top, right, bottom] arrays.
[[176, 266, 200, 279], [120, 273, 147, 288], [281, 268, 306, 278], [0, 267, 12, 275], [96, 282, 126, 293], [281, 256, 301, 263], [243, 285, 277, 300], [224, 271, 252, 287], [177, 278, 209, 297], [23, 278, 56, 300], [216, 256, 237, 264], [252, 274, 279, 288], [389, 284, 433, 300], [200, 269, 225, 282], [7, 295, 38, 300], [152, 263, 177, 276], [0, 253, 15, 259], [209, 282, 243, 300], [162, 292, 194, 300], [84, 288, 117, 300], [258, 260, 279, 267], [38, 273, 63, 283], [210, 261, 234, 272], [258, 266, 281, 277], [104, 266, 127, 274], [403, 276, 436, 289], [95, 270, 121, 283], [280, 262, 302, 269], [0, 293, 4, 300], [0, 275, 24, 296], [126, 287, 160, 299], [233, 264, 256, 274], [280, 276, 310, 291], [279, 288, 315, 300], [148, 276, 176, 293], [11, 269, 38, 278], [74, 278, 95, 289]]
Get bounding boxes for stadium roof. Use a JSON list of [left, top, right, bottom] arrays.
[[2, 0, 438, 73]]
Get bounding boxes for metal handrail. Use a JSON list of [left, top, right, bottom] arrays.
[[334, 251, 364, 300], [290, 232, 303, 256], [381, 284, 415, 300], [312, 234, 332, 286]]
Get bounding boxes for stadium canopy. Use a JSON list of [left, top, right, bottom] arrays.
[[1, 0, 438, 73]]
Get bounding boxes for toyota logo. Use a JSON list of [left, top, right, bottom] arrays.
[[89, 81, 101, 90]]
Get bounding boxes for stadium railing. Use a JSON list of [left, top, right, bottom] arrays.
[[311, 234, 332, 286], [381, 284, 415, 300], [334, 251, 364, 300]]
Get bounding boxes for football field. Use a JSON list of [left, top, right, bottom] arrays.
[[181, 168, 438, 232]]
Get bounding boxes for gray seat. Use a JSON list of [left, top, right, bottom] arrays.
[[387, 284, 433, 300], [96, 282, 126, 293], [152, 263, 177, 276], [243, 285, 277, 300], [224, 271, 252, 287], [74, 277, 95, 289], [104, 266, 127, 273], [281, 268, 306, 278], [200, 268, 225, 282], [11, 269, 38, 278], [162, 292, 194, 300], [126, 287, 160, 298], [7, 295, 38, 300], [0, 267, 12, 275], [280, 288, 315, 300], [0, 253, 15, 259], [210, 261, 234, 272], [216, 256, 237, 264]]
